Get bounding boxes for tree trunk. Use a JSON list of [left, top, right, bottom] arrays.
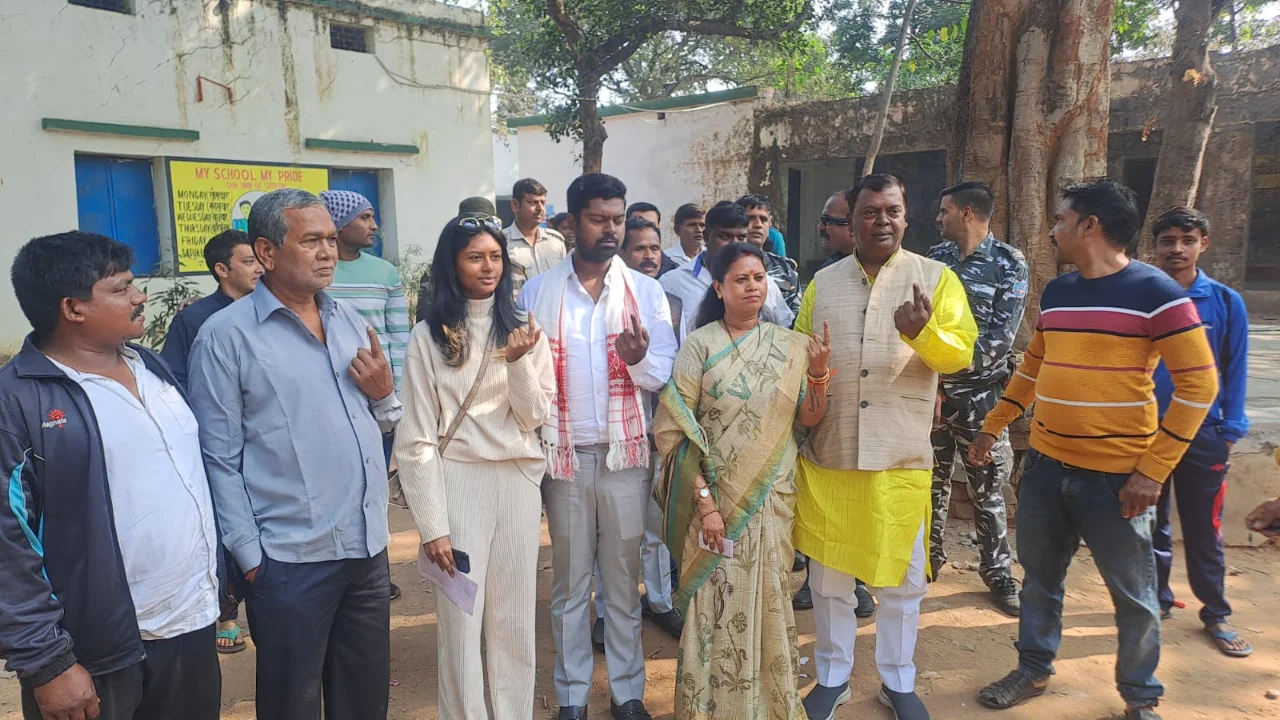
[[950, 0, 1024, 242], [578, 75, 607, 174], [863, 0, 919, 177], [1009, 0, 1113, 334], [1138, 0, 1219, 259], [952, 0, 1114, 340]]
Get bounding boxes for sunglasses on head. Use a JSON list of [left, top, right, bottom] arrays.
[[456, 215, 504, 236], [819, 215, 851, 227]]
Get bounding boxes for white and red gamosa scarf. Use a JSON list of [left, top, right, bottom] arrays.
[[531, 257, 650, 480]]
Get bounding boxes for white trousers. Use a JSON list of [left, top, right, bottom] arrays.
[[810, 524, 928, 694], [594, 451, 674, 617], [435, 460, 542, 720]]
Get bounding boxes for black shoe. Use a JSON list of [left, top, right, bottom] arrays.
[[648, 606, 684, 639], [592, 618, 605, 653], [988, 575, 1020, 617], [854, 581, 876, 618], [978, 669, 1049, 709], [390, 583, 401, 601], [793, 551, 808, 572], [802, 682, 851, 720], [879, 685, 930, 719], [610, 699, 652, 720], [557, 705, 588, 720], [793, 577, 813, 610]]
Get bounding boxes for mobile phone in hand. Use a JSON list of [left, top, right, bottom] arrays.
[[451, 549, 471, 574]]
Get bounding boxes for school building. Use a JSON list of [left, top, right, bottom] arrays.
[[0, 0, 492, 346]]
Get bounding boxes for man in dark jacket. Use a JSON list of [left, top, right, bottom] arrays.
[[0, 231, 223, 720], [160, 229, 262, 390]]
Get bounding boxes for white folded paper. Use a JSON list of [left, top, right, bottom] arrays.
[[417, 546, 479, 615]]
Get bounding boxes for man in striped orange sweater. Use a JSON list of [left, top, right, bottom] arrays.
[[969, 180, 1218, 720]]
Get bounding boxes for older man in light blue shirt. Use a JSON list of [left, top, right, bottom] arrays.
[[188, 188, 401, 720]]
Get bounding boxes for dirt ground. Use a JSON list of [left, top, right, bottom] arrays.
[[4, 507, 1279, 720]]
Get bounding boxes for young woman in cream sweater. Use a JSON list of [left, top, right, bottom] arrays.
[[394, 213, 554, 719]]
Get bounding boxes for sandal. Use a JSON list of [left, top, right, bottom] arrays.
[[216, 623, 247, 654], [1124, 706, 1161, 720], [1205, 625, 1253, 658], [978, 669, 1048, 710]]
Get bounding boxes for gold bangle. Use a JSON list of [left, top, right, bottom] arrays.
[[700, 506, 720, 520], [807, 367, 836, 385]]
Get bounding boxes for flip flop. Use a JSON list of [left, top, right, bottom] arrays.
[[216, 624, 247, 654], [1205, 626, 1253, 658]]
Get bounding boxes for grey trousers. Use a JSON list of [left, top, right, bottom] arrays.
[[544, 444, 649, 707]]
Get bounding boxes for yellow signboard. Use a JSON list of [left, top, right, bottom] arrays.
[[168, 159, 329, 273]]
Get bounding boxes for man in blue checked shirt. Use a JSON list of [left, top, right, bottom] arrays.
[[1150, 206, 1251, 659]]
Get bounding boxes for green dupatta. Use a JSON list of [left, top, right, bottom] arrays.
[[653, 322, 809, 615]]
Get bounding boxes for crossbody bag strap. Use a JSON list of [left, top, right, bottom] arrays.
[[438, 333, 495, 456]]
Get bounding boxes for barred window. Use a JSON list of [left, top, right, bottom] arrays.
[[69, 0, 132, 12], [330, 23, 371, 54]]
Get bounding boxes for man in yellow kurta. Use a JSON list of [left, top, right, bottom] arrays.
[[796, 174, 977, 720]]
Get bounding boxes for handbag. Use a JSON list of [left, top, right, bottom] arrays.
[[437, 333, 495, 455]]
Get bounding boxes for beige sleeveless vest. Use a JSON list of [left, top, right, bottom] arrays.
[[802, 250, 945, 472]]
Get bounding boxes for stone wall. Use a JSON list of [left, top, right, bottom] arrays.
[[753, 46, 1280, 288]]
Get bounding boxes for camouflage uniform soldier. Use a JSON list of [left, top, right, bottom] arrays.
[[738, 194, 802, 319], [928, 181, 1029, 617]]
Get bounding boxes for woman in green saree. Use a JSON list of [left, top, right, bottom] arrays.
[[654, 243, 832, 720]]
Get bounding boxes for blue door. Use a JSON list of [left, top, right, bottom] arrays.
[[74, 155, 162, 275], [329, 169, 383, 257]]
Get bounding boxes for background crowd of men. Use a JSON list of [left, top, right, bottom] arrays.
[[0, 163, 1272, 720]]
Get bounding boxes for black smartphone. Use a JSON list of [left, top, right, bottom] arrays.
[[451, 549, 471, 574]]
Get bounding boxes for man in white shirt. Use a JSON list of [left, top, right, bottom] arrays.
[[2, 231, 221, 720], [661, 200, 795, 334], [506, 177, 568, 293], [665, 203, 704, 265], [519, 174, 678, 720]]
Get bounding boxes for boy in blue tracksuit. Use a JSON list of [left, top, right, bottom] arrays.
[[1150, 207, 1251, 658]]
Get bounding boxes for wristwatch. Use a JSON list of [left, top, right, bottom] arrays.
[[696, 487, 711, 500]]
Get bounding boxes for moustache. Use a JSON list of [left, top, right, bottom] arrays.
[[131, 306, 145, 320], [639, 261, 658, 270]]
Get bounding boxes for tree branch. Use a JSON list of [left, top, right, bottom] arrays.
[[909, 32, 942, 63], [669, 15, 806, 39], [585, 24, 668, 79], [544, 0, 583, 53], [668, 1, 813, 40]]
